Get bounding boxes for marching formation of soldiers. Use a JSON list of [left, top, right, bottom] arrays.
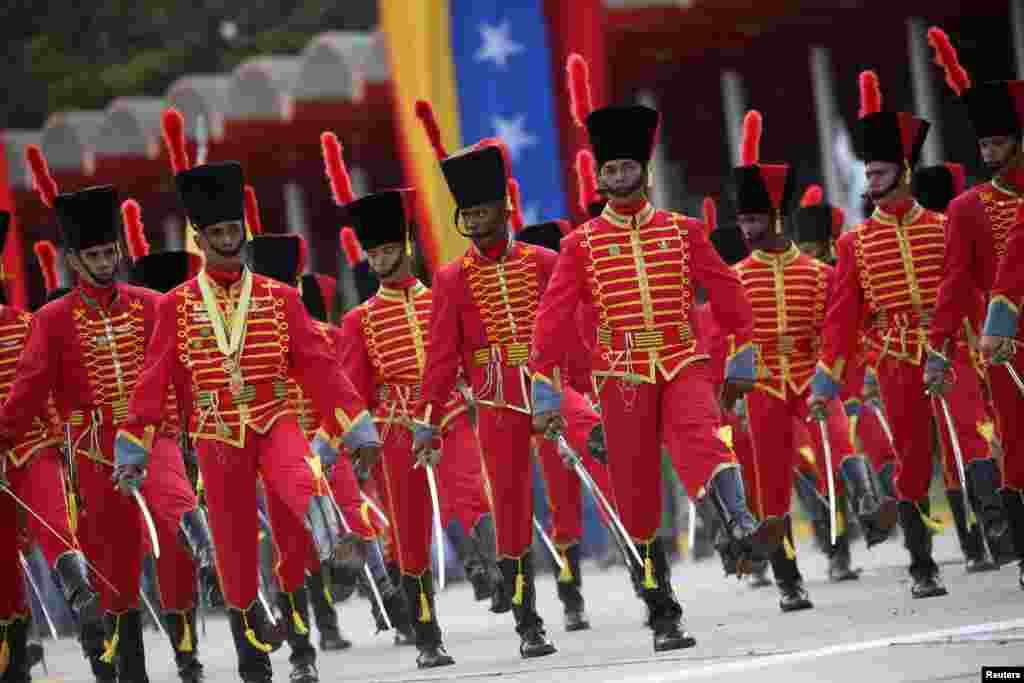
[[1, 26, 1023, 683]]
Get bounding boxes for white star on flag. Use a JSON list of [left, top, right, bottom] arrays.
[[474, 20, 524, 68], [492, 114, 538, 162], [520, 202, 541, 227]]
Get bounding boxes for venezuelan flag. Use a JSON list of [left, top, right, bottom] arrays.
[[379, 0, 568, 269]]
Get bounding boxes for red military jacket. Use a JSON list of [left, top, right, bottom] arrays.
[[288, 320, 342, 441], [339, 277, 467, 435], [986, 215, 1024, 335], [419, 239, 556, 428], [0, 305, 61, 467], [817, 200, 959, 385], [530, 202, 754, 393], [930, 173, 1024, 351], [0, 283, 174, 466], [735, 245, 833, 399], [120, 269, 368, 450]]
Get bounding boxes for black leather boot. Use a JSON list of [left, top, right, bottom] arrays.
[[165, 610, 204, 683], [769, 519, 813, 613], [365, 564, 415, 645], [470, 516, 510, 614], [54, 552, 113, 682], [1000, 488, 1024, 590], [227, 605, 273, 683], [708, 467, 785, 574], [105, 609, 148, 683], [967, 459, 1016, 565], [877, 462, 897, 500], [448, 520, 494, 602], [794, 471, 830, 555], [827, 533, 861, 582], [305, 570, 351, 651], [638, 538, 696, 652], [401, 572, 454, 669], [276, 588, 318, 683], [501, 553, 556, 658], [554, 544, 590, 631], [1, 617, 30, 683], [180, 507, 222, 609], [946, 488, 996, 573], [897, 500, 948, 599], [841, 455, 898, 547]]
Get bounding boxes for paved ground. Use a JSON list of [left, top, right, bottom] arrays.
[[35, 531, 1023, 683]]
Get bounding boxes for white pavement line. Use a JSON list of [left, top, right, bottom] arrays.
[[625, 618, 1024, 683]]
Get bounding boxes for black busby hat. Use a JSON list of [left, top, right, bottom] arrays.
[[248, 235, 305, 286], [300, 273, 336, 323], [912, 163, 965, 213], [133, 252, 202, 293], [584, 105, 660, 169], [710, 226, 750, 266], [53, 186, 122, 252], [731, 111, 796, 216], [854, 72, 930, 167], [339, 190, 412, 251], [441, 146, 507, 209], [790, 206, 834, 244], [516, 221, 569, 253], [0, 210, 9, 252], [175, 162, 245, 230]]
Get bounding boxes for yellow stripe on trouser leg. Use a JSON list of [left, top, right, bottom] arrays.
[[179, 613, 193, 652], [512, 558, 525, 606], [288, 593, 308, 635], [242, 610, 273, 653], [643, 542, 657, 589], [418, 576, 432, 623], [918, 504, 944, 534], [0, 623, 9, 676], [558, 549, 573, 582], [100, 615, 120, 663]]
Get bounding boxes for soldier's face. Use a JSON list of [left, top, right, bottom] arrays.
[[737, 213, 772, 245], [459, 201, 509, 250], [70, 242, 120, 287], [198, 221, 246, 263], [797, 241, 831, 263], [365, 243, 405, 281], [599, 159, 646, 200], [865, 161, 902, 200], [979, 135, 1019, 172]]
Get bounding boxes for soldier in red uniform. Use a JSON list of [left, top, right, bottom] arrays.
[[979, 213, 1024, 589], [809, 70, 995, 598], [529, 94, 782, 649], [730, 111, 895, 611], [113, 155, 381, 683], [913, 163, 1005, 573], [925, 28, 1023, 583], [409, 131, 558, 657], [0, 154, 204, 683], [0, 211, 107, 683]]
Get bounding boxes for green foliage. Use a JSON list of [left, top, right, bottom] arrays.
[[2, 0, 376, 129]]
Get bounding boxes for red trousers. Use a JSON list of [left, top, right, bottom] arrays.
[[745, 390, 850, 519], [377, 423, 434, 576], [437, 412, 490, 533], [328, 458, 377, 541], [724, 411, 760, 515], [988, 346, 1024, 490], [197, 417, 314, 610], [858, 405, 897, 472], [876, 350, 991, 501], [597, 362, 735, 543], [0, 448, 72, 618], [77, 436, 196, 613], [536, 388, 617, 545]]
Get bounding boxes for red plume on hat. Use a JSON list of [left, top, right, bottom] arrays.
[[339, 227, 364, 267], [800, 185, 824, 208], [26, 145, 59, 208], [944, 162, 966, 196], [575, 149, 599, 215], [740, 111, 763, 166], [320, 132, 355, 205], [121, 199, 149, 261], [508, 178, 524, 232], [244, 185, 263, 236], [415, 100, 449, 161], [567, 53, 594, 129], [702, 197, 717, 236], [858, 71, 882, 119], [161, 108, 191, 174], [927, 27, 972, 97], [33, 240, 59, 293]]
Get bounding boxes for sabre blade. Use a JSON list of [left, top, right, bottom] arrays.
[[532, 517, 565, 570], [425, 464, 446, 591], [132, 489, 161, 559], [817, 419, 839, 546], [19, 552, 58, 640]]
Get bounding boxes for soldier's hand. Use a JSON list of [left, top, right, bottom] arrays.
[[415, 446, 441, 468], [806, 393, 829, 422], [923, 353, 952, 395], [720, 379, 754, 413], [586, 423, 609, 465], [352, 445, 381, 470], [412, 424, 441, 466], [532, 411, 565, 440], [111, 464, 147, 495], [980, 335, 1016, 365]]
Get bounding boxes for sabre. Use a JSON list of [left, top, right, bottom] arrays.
[[19, 552, 57, 641], [360, 492, 391, 527], [424, 464, 446, 591], [815, 418, 839, 546], [131, 489, 160, 560], [687, 500, 697, 560], [139, 587, 167, 638], [532, 517, 565, 571], [321, 478, 391, 631], [934, 396, 987, 555], [868, 400, 896, 449], [557, 435, 643, 567], [0, 483, 119, 595], [1006, 363, 1024, 396]]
